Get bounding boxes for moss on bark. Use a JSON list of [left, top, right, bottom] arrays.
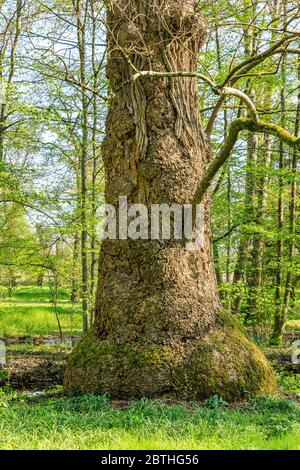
[[64, 310, 275, 401]]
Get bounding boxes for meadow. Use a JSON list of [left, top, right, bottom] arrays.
[[0, 286, 82, 337]]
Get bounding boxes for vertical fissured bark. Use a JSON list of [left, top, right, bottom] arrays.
[[64, 0, 275, 400]]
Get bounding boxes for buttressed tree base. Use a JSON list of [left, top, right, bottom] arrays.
[[64, 0, 275, 400]]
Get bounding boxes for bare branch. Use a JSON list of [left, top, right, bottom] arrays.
[[112, 71, 259, 121], [222, 87, 259, 123], [65, 74, 109, 101], [220, 34, 299, 88]]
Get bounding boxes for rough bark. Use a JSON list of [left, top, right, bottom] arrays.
[[64, 0, 275, 400]]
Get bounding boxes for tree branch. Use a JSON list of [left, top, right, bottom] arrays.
[[112, 70, 217, 97], [206, 35, 300, 135], [219, 34, 299, 88], [213, 224, 239, 244], [222, 87, 259, 123], [193, 118, 300, 213], [112, 71, 259, 122], [65, 74, 109, 101]]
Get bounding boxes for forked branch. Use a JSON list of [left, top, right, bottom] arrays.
[[193, 118, 300, 213]]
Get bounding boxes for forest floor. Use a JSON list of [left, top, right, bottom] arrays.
[[0, 286, 299, 450]]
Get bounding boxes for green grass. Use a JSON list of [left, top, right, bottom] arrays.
[[0, 394, 299, 450], [0, 286, 82, 336], [278, 372, 300, 395], [0, 285, 71, 303], [0, 303, 82, 337]]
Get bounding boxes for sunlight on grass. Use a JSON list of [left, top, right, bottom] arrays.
[[0, 285, 82, 336], [0, 395, 299, 450], [287, 320, 300, 331], [0, 303, 82, 336], [0, 286, 71, 303]]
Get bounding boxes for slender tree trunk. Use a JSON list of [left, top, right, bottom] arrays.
[[76, 0, 89, 332], [232, 129, 257, 315], [89, 0, 100, 319], [7, 284, 13, 298], [213, 242, 223, 286], [65, 0, 275, 400], [212, 25, 227, 296], [225, 161, 232, 312], [70, 233, 80, 303], [272, 128, 285, 343], [0, 0, 23, 162], [50, 244, 63, 343], [232, 32, 258, 315], [246, 134, 271, 329], [272, 6, 287, 342], [226, 164, 232, 284], [273, 50, 299, 343]]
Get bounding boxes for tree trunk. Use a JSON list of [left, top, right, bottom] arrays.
[[272, 37, 287, 343], [246, 134, 270, 328], [0, 0, 23, 162], [281, 72, 300, 334], [70, 233, 80, 303], [64, 0, 275, 400], [232, 130, 257, 315], [75, 0, 90, 333], [273, 43, 299, 343], [89, 1, 100, 320]]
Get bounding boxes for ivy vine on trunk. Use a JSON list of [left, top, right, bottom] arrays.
[[64, 0, 277, 400]]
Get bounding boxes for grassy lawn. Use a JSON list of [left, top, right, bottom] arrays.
[[0, 286, 82, 337], [0, 393, 299, 450], [0, 286, 71, 303], [0, 303, 82, 337]]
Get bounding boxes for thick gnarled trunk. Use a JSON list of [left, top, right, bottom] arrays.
[[64, 0, 275, 400]]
